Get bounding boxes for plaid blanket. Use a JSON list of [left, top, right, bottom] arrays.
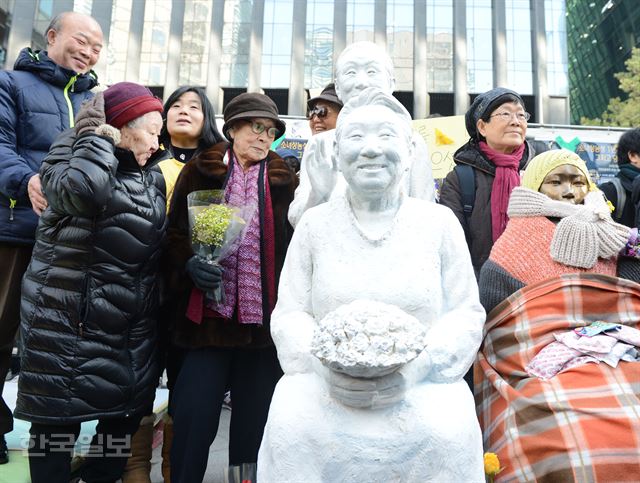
[[476, 273, 640, 482]]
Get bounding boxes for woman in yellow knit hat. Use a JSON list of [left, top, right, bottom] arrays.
[[475, 148, 640, 482], [479, 148, 638, 312]]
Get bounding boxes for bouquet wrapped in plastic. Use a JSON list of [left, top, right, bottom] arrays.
[[311, 299, 428, 378], [187, 189, 253, 306]]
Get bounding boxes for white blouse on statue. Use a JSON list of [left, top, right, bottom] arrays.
[[257, 193, 486, 483]]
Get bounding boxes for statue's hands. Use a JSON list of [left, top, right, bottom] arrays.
[[307, 136, 337, 203], [328, 370, 406, 409], [398, 350, 432, 385]]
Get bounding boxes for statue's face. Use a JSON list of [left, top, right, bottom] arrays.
[[335, 49, 394, 103], [337, 105, 410, 198], [538, 164, 589, 204]]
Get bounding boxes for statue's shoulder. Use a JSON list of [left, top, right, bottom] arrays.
[[298, 195, 345, 230]]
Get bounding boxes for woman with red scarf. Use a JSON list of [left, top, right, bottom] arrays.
[[163, 93, 297, 483], [440, 87, 542, 278]]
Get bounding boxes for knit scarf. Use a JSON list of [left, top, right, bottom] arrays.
[[618, 163, 640, 191], [479, 141, 526, 242], [507, 187, 630, 268], [186, 151, 276, 325]]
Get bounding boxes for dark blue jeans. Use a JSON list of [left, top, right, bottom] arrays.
[[170, 346, 282, 483]]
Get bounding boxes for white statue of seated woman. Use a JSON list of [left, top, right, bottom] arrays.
[[257, 88, 485, 483]]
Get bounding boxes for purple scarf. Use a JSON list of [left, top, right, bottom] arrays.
[[208, 152, 263, 324], [479, 141, 525, 241]]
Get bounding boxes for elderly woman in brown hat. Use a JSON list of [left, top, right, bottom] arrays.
[[307, 82, 343, 135], [164, 92, 297, 483]]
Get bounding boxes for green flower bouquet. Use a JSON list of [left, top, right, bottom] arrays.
[[187, 189, 252, 305]]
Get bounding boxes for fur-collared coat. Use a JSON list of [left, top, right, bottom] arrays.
[[164, 141, 297, 349]]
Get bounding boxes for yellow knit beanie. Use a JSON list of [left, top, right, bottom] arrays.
[[520, 149, 597, 192]]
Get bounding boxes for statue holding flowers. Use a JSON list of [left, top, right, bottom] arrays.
[[257, 89, 485, 482]]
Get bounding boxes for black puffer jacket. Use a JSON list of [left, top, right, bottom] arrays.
[[439, 139, 537, 276], [15, 129, 167, 424]]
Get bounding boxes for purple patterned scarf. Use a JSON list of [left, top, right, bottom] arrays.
[[207, 151, 263, 324]]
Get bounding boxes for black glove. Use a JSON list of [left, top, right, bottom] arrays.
[[75, 92, 106, 136], [185, 256, 224, 292]]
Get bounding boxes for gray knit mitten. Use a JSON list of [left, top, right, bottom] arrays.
[[75, 92, 106, 136], [550, 215, 600, 268], [550, 191, 630, 268]]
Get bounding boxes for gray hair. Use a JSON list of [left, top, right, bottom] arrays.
[[125, 111, 158, 130], [46, 13, 68, 44], [335, 88, 412, 143]]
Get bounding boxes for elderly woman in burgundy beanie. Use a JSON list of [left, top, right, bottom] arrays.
[[163, 92, 297, 483], [15, 81, 167, 483]]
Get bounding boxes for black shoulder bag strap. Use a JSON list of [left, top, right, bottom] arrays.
[[454, 164, 476, 245]]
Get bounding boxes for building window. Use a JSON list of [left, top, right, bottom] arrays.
[[0, 0, 15, 68], [347, 0, 374, 43], [545, 0, 568, 96], [387, 0, 413, 91], [304, 0, 334, 88], [467, 0, 493, 93], [505, 0, 532, 94], [31, 0, 53, 50], [427, 0, 453, 93], [261, 0, 293, 88], [139, 0, 171, 87], [73, 0, 93, 15], [220, 0, 252, 88], [180, 0, 212, 86], [104, 0, 131, 85]]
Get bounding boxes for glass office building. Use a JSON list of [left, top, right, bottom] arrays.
[[2, 0, 569, 123], [567, 0, 640, 124]]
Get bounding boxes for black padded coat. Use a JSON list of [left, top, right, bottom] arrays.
[[15, 129, 167, 424]]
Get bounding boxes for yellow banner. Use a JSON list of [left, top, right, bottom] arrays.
[[413, 115, 468, 179]]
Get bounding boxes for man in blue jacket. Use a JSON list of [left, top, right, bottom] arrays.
[[0, 11, 103, 463]]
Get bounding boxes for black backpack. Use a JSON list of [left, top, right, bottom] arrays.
[[454, 164, 475, 245], [608, 177, 626, 223]]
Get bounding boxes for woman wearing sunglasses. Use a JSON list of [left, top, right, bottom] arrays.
[[164, 92, 297, 482], [307, 83, 343, 135]]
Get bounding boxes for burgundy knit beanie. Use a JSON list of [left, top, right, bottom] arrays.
[[103, 82, 164, 129]]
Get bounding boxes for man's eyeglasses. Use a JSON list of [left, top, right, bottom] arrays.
[[490, 111, 531, 123], [308, 106, 330, 120], [249, 121, 278, 138]]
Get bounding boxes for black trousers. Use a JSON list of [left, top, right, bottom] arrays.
[[28, 415, 142, 483], [0, 243, 32, 435], [170, 346, 282, 483]]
